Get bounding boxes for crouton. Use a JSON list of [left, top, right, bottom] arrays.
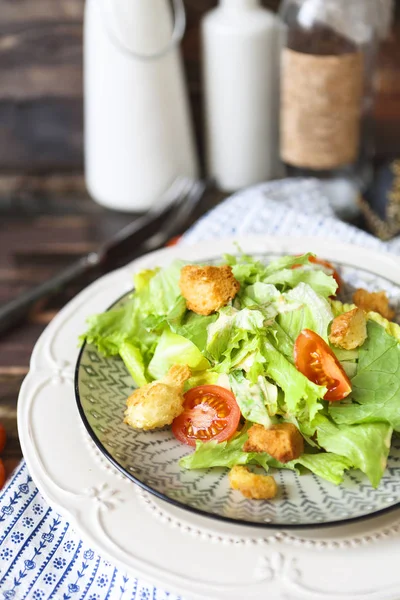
[[179, 265, 240, 316], [329, 308, 367, 350], [243, 423, 304, 463], [353, 288, 395, 321], [124, 365, 191, 430], [229, 465, 277, 500]]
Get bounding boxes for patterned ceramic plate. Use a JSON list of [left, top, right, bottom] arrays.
[[75, 243, 400, 529]]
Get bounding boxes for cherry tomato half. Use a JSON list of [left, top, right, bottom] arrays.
[[172, 385, 241, 447], [0, 423, 6, 454], [0, 459, 5, 490], [292, 255, 342, 295], [294, 329, 352, 402]]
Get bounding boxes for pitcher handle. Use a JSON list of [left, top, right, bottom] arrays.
[[99, 0, 186, 61]]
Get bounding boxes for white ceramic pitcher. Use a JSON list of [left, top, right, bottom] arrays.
[[84, 0, 199, 212]]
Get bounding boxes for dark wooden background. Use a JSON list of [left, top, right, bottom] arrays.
[[0, 0, 399, 482]]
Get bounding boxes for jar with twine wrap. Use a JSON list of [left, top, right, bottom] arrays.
[[279, 0, 379, 187]]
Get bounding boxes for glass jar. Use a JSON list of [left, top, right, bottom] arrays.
[[279, 0, 379, 189]]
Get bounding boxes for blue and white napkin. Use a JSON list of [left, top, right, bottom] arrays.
[[1, 178, 399, 600]]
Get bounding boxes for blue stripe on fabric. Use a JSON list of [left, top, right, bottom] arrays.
[[48, 540, 83, 600], [22, 521, 69, 600], [78, 555, 101, 600], [0, 489, 39, 545], [0, 508, 52, 586], [104, 567, 117, 599]]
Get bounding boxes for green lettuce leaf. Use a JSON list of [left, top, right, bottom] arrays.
[[148, 328, 210, 380], [229, 371, 277, 425], [81, 299, 157, 358], [119, 341, 148, 387], [329, 321, 400, 431], [171, 310, 217, 353], [206, 307, 266, 372], [278, 283, 334, 342], [180, 429, 297, 473], [264, 268, 337, 297], [330, 299, 355, 317], [136, 259, 185, 317], [206, 307, 238, 361], [290, 453, 352, 485], [263, 253, 314, 275], [239, 282, 280, 313], [314, 414, 392, 487], [184, 370, 220, 391], [133, 268, 159, 292], [367, 311, 400, 342], [262, 338, 325, 421]]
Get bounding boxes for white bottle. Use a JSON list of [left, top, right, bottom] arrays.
[[84, 0, 199, 212], [202, 0, 281, 192]]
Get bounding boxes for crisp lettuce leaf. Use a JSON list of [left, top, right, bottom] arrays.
[[229, 371, 277, 426], [290, 453, 352, 485], [329, 321, 400, 431], [263, 253, 314, 275], [264, 268, 337, 297], [180, 432, 271, 471], [230, 261, 268, 287], [262, 338, 325, 421], [314, 414, 392, 488], [330, 299, 355, 317], [278, 283, 334, 342], [180, 429, 297, 473], [81, 299, 157, 358], [148, 328, 210, 379], [172, 310, 217, 353], [184, 370, 219, 391], [206, 307, 238, 361], [136, 259, 185, 316], [206, 307, 266, 372], [133, 268, 159, 292], [239, 282, 281, 314], [367, 311, 400, 342], [331, 347, 359, 361], [119, 342, 148, 387]]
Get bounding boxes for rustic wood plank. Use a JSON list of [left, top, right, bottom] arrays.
[[0, 66, 82, 100], [0, 99, 83, 170], [0, 173, 86, 197], [0, 0, 84, 23]]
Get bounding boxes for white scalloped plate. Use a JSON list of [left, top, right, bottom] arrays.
[[17, 236, 400, 600]]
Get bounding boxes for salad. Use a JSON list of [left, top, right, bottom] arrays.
[[81, 252, 400, 500]]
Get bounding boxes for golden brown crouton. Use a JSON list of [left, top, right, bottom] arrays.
[[243, 423, 304, 463], [329, 308, 367, 350], [124, 365, 191, 430], [353, 288, 395, 321], [229, 466, 277, 500], [179, 265, 240, 316]]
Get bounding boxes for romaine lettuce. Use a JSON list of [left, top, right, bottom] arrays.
[[329, 321, 400, 431], [314, 414, 392, 487], [229, 371, 277, 426], [148, 328, 210, 380]]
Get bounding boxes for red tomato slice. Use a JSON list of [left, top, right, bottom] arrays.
[[0, 423, 6, 454], [292, 255, 342, 295], [294, 329, 352, 401], [172, 385, 241, 447], [0, 459, 5, 490]]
